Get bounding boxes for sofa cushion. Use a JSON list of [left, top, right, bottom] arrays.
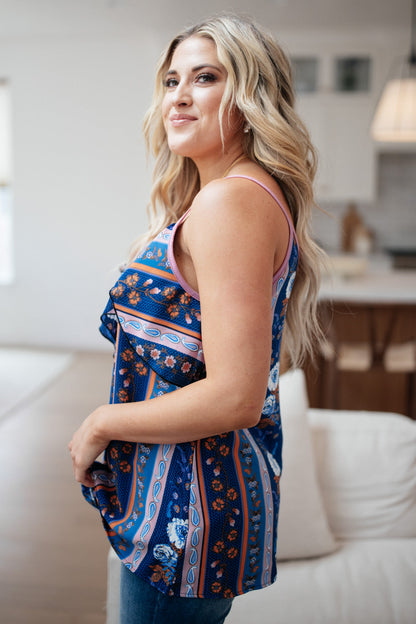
[[225, 538, 416, 624], [277, 369, 338, 559], [309, 408, 416, 539]]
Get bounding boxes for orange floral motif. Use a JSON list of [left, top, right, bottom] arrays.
[[125, 273, 139, 287], [227, 529, 238, 541], [213, 540, 225, 553], [219, 444, 230, 457], [181, 361, 191, 373], [121, 349, 134, 362], [204, 437, 217, 451], [118, 389, 129, 402], [211, 479, 223, 492], [179, 294, 191, 305], [110, 495, 122, 512], [111, 284, 125, 298], [223, 589, 234, 599], [135, 361, 148, 376], [167, 304, 180, 319], [227, 547, 238, 559], [211, 581, 222, 593], [128, 291, 140, 306], [212, 498, 225, 511], [122, 443, 133, 454], [226, 488, 238, 501], [163, 286, 176, 300], [119, 461, 131, 473], [110, 447, 118, 459]]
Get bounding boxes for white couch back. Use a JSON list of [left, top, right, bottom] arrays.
[[277, 369, 416, 562]]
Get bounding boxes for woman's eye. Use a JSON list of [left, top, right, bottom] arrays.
[[164, 73, 217, 88], [196, 73, 216, 84], [164, 78, 178, 88]]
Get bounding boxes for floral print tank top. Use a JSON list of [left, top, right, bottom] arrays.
[[82, 176, 298, 599]]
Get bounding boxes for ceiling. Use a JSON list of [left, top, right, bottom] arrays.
[[0, 0, 411, 39]]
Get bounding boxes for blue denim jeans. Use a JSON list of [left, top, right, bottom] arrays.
[[120, 564, 234, 624]]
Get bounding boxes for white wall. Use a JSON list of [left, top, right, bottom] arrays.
[[0, 32, 164, 350]]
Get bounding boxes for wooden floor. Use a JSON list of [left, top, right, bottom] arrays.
[[0, 352, 114, 624]]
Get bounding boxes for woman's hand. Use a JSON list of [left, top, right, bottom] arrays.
[[68, 406, 109, 487]]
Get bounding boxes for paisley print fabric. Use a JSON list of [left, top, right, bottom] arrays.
[[82, 177, 298, 599]]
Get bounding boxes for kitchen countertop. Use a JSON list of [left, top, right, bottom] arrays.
[[319, 254, 416, 304]]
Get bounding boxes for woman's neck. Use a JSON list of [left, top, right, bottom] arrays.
[[195, 150, 248, 187]]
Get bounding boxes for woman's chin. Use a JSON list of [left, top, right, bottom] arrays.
[[167, 142, 196, 159]]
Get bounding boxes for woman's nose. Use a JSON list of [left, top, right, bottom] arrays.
[[173, 81, 192, 106]]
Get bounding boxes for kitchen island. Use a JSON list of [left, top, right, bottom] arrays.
[[305, 256, 416, 418], [319, 255, 416, 304]]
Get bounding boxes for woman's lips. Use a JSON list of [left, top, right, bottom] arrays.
[[170, 114, 197, 127]]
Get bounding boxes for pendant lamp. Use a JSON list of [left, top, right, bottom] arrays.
[[371, 0, 416, 142]]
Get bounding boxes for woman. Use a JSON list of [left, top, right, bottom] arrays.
[[69, 13, 323, 624]]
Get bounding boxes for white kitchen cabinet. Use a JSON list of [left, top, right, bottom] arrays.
[[296, 92, 376, 202]]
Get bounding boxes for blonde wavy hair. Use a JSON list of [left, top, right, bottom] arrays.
[[131, 13, 325, 366]]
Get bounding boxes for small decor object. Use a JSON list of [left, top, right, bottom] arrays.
[[341, 202, 373, 255]]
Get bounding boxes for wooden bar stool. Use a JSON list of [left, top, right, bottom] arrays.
[[318, 302, 416, 419]]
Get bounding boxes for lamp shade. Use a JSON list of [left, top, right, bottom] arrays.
[[371, 76, 416, 142]]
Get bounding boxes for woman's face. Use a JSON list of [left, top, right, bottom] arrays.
[[162, 36, 243, 162]]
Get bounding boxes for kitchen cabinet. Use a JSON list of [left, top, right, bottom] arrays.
[[296, 92, 376, 202]]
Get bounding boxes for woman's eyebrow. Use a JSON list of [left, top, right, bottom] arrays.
[[191, 64, 223, 73], [165, 64, 223, 76]]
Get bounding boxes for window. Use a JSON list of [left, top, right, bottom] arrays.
[[335, 57, 371, 92], [291, 57, 319, 93], [0, 79, 13, 284]]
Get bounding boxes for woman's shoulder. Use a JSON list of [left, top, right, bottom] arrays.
[[179, 166, 293, 288], [187, 167, 291, 235]]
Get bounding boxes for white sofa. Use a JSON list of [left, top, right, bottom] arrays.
[[106, 370, 416, 624]]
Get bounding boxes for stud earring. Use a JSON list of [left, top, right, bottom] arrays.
[[243, 123, 251, 134]]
